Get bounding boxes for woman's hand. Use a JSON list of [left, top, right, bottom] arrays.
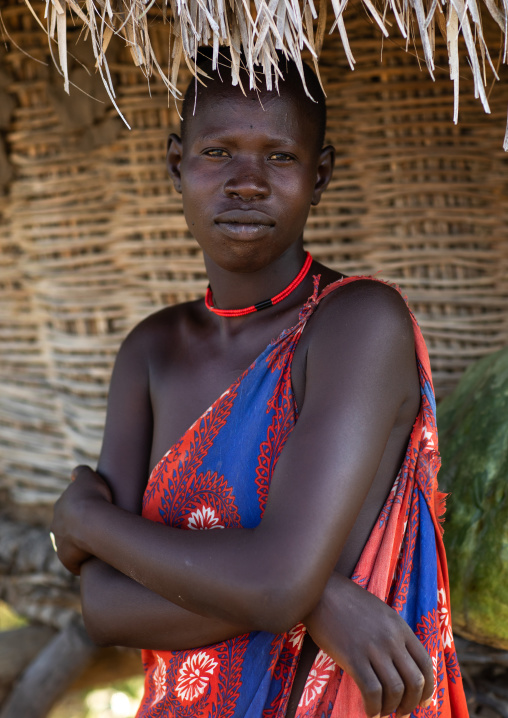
[[51, 465, 113, 575], [305, 572, 434, 718]]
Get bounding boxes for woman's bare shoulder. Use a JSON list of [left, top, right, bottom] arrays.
[[118, 298, 206, 363], [301, 277, 414, 358], [299, 277, 418, 419]]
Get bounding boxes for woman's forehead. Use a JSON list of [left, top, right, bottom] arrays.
[[183, 84, 314, 144]]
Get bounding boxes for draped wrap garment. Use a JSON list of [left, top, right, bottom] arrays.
[[137, 276, 468, 718]]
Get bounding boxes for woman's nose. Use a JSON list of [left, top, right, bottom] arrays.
[[223, 159, 270, 200]]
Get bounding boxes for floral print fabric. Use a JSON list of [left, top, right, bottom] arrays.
[[136, 277, 467, 718]]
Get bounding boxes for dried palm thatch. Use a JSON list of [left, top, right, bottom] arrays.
[[15, 0, 508, 146]]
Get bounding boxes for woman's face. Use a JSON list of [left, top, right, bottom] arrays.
[[168, 81, 333, 275]]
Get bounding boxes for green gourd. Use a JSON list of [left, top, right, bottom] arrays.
[[437, 346, 508, 649]]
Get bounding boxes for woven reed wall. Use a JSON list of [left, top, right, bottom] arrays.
[[1, 1, 507, 521]]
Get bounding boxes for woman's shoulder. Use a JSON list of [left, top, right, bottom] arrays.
[[119, 298, 206, 360], [309, 275, 414, 345]]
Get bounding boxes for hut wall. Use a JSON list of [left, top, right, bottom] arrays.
[[1, 1, 508, 523]]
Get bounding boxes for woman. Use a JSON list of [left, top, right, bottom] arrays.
[[51, 54, 467, 718]]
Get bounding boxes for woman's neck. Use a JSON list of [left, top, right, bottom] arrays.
[[203, 244, 308, 313]]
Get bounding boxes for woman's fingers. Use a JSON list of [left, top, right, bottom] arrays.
[[391, 650, 428, 717], [369, 659, 410, 717], [348, 662, 383, 718], [50, 465, 113, 576], [358, 637, 433, 718], [305, 576, 435, 717], [71, 465, 113, 502], [405, 634, 435, 707], [71, 464, 95, 481], [366, 645, 433, 718]]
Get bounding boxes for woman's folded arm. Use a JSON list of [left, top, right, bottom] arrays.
[[80, 557, 252, 650], [53, 282, 418, 634]]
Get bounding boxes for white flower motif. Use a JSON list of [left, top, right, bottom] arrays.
[[422, 426, 435, 448], [187, 506, 224, 530], [298, 651, 335, 708], [437, 588, 454, 648], [287, 623, 306, 650], [431, 656, 439, 707], [153, 655, 167, 702], [174, 651, 218, 702]]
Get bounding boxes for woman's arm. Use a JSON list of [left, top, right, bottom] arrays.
[[304, 573, 434, 717], [53, 282, 418, 632], [50, 282, 434, 717], [81, 558, 433, 717], [80, 558, 251, 649], [73, 312, 254, 648]]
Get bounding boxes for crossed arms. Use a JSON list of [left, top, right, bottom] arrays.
[[52, 281, 433, 717]]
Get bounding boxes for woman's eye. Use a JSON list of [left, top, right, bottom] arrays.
[[204, 149, 229, 158], [268, 152, 294, 162]]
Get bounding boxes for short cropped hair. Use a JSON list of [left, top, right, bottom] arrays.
[[180, 48, 327, 150]]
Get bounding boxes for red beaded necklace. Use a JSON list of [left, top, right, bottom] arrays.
[[205, 252, 313, 318]]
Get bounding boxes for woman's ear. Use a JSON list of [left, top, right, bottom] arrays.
[[167, 133, 183, 193], [311, 145, 335, 206]]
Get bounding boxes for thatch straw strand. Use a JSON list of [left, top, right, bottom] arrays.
[[21, 0, 508, 144]]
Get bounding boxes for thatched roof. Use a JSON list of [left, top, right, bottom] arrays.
[[13, 0, 508, 147]]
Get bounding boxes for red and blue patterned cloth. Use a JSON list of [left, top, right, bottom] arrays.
[[137, 276, 468, 718]]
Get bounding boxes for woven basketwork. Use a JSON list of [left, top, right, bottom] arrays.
[[0, 2, 507, 518]]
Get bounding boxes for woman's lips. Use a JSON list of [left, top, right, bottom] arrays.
[[214, 210, 275, 240]]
